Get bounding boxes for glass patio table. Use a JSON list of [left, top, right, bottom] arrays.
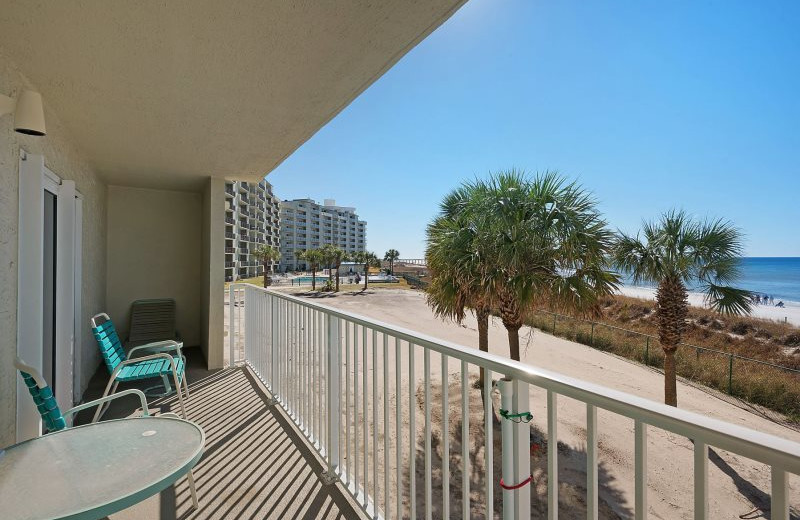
[[0, 416, 204, 520]]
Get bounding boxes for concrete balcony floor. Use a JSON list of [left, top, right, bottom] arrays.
[[77, 350, 364, 520]]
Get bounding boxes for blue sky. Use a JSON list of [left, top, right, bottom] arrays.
[[267, 0, 800, 258]]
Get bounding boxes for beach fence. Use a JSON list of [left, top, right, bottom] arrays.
[[528, 309, 800, 418], [400, 272, 429, 289]]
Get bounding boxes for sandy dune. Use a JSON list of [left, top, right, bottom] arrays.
[[618, 285, 800, 327], [293, 288, 799, 519]]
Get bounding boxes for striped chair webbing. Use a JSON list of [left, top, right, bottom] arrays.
[[92, 319, 127, 374], [19, 371, 66, 432]]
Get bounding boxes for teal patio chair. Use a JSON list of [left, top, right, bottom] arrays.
[[91, 313, 189, 422], [14, 356, 199, 509]]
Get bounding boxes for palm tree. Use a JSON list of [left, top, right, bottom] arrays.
[[294, 250, 306, 272], [332, 248, 346, 292], [354, 251, 379, 290], [319, 245, 346, 291], [301, 249, 322, 291], [472, 170, 618, 362], [426, 186, 493, 386], [252, 245, 281, 288], [320, 245, 335, 286], [612, 210, 751, 406], [384, 249, 400, 275]]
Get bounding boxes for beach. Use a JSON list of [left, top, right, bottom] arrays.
[[289, 288, 799, 519], [617, 285, 800, 327]]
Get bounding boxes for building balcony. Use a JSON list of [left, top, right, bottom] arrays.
[[225, 232, 235, 239], [73, 287, 799, 519]]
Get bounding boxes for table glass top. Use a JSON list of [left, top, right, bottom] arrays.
[[0, 416, 203, 520]]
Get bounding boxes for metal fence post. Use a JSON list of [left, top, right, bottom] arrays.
[[553, 314, 557, 335], [590, 322, 595, 346], [645, 337, 650, 365], [728, 354, 734, 395], [323, 315, 341, 484]]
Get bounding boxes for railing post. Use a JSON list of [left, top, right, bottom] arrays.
[[499, 378, 515, 520], [498, 378, 531, 520], [268, 293, 279, 405], [322, 314, 340, 484], [645, 337, 650, 365], [229, 285, 235, 367], [514, 380, 531, 520]]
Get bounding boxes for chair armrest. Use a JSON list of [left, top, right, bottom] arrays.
[[129, 340, 183, 358], [63, 389, 149, 422]]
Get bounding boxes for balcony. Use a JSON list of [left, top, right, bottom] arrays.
[[213, 286, 800, 520]]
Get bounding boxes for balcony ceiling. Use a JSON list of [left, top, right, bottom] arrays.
[[0, 1, 465, 189]]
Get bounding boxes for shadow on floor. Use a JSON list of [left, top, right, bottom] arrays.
[[78, 350, 362, 519]]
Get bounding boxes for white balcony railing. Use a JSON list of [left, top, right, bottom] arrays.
[[229, 284, 799, 520]]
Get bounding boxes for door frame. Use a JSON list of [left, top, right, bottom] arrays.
[[16, 151, 83, 441]]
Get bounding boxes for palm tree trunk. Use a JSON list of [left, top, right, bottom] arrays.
[[664, 349, 678, 407], [335, 268, 340, 292], [312, 268, 316, 291], [476, 307, 490, 385], [262, 262, 268, 288], [656, 275, 688, 407], [364, 263, 369, 290], [506, 325, 522, 362], [500, 295, 523, 361]]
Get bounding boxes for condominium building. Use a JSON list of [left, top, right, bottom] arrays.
[[280, 198, 367, 271], [225, 179, 281, 281]]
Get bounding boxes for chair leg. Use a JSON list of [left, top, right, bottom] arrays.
[[92, 380, 119, 423], [186, 469, 199, 509], [181, 371, 190, 399], [161, 374, 173, 394], [171, 368, 188, 419]]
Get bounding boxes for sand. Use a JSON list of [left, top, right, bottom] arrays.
[[618, 285, 800, 327], [290, 288, 799, 519]]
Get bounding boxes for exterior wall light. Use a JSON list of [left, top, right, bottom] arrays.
[[0, 90, 46, 136]]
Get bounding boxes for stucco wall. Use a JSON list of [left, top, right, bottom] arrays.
[[0, 48, 106, 447], [106, 186, 202, 347]]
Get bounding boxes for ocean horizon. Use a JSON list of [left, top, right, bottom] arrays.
[[621, 257, 800, 305]]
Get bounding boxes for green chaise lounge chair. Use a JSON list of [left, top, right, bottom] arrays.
[[91, 313, 189, 422], [14, 355, 199, 509]]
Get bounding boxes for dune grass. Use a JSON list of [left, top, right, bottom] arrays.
[[525, 295, 800, 421]]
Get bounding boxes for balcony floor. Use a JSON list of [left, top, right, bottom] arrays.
[[77, 351, 365, 520]]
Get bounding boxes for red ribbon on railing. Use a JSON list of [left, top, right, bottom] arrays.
[[499, 475, 533, 491]]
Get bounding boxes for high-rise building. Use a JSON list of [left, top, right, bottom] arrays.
[[279, 198, 367, 271], [224, 179, 281, 281]]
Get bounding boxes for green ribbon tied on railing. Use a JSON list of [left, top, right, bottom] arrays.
[[499, 408, 533, 423]]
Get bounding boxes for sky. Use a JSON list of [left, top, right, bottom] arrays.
[[266, 0, 800, 259]]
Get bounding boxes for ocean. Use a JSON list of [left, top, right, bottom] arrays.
[[621, 257, 800, 305]]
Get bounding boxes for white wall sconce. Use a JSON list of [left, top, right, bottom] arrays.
[[0, 90, 46, 136]]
